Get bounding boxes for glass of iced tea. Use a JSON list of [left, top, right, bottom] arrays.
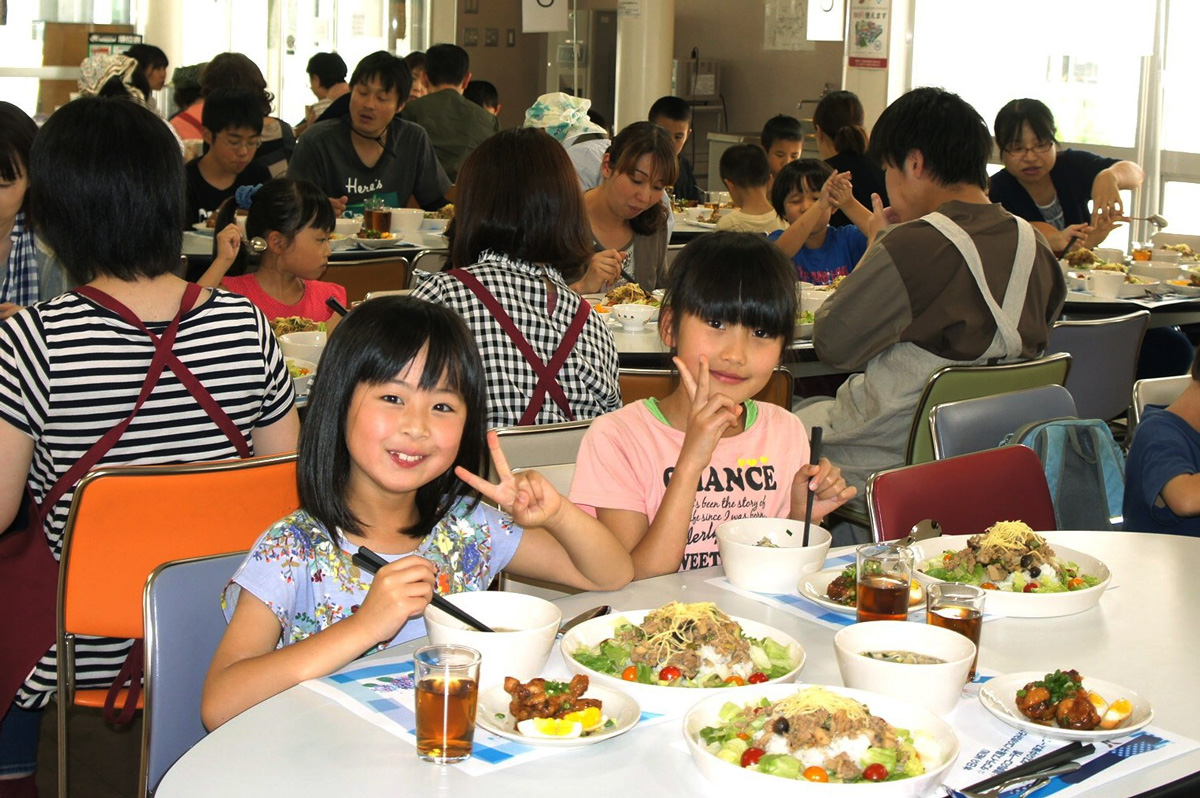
[[855, 542, 913, 623], [1131, 242, 1153, 262], [926, 583, 985, 681], [363, 196, 392, 235], [413, 644, 481, 763]]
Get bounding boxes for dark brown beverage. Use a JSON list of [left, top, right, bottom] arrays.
[[364, 208, 392, 234], [927, 604, 983, 679], [856, 574, 910, 622], [415, 676, 478, 761]]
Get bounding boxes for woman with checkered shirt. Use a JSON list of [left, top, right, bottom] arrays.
[[411, 127, 621, 428]]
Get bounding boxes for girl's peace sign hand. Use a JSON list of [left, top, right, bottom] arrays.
[[675, 355, 742, 475], [455, 431, 566, 529]]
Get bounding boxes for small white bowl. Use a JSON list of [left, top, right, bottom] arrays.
[[335, 217, 362, 237], [420, 217, 449, 234], [800, 289, 832, 314], [423, 591, 561, 688], [278, 331, 327, 364], [834, 620, 975, 716], [389, 207, 424, 235], [610, 303, 656, 331], [1130, 262, 1186, 282], [285, 357, 316, 396], [716, 518, 831, 594]]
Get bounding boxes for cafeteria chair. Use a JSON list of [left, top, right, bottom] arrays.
[[929, 385, 1078, 460], [56, 454, 300, 798], [323, 256, 410, 303], [617, 366, 795, 410], [866, 446, 1057, 543], [362, 289, 412, 301], [1046, 310, 1149, 425], [905, 352, 1072, 466], [142, 552, 245, 797], [1131, 373, 1190, 432], [410, 249, 450, 274]]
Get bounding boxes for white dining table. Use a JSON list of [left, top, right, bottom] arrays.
[[156, 531, 1200, 797]]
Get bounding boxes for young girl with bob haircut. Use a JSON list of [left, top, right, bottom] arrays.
[[202, 296, 633, 729], [569, 232, 857, 579], [580, 121, 677, 293], [412, 127, 621, 428], [200, 177, 346, 330]]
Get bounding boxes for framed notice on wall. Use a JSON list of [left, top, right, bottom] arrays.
[[847, 0, 890, 69]]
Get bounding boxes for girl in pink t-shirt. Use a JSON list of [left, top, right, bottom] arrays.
[[570, 232, 857, 578], [199, 178, 346, 331]]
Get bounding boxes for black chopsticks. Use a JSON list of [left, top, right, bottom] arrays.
[[352, 546, 495, 633], [960, 740, 1094, 793], [326, 296, 350, 317], [802, 426, 823, 547]]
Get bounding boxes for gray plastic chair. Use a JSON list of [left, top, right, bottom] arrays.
[[142, 552, 245, 796], [1046, 311, 1149, 422], [930, 385, 1078, 460], [1131, 374, 1190, 432]]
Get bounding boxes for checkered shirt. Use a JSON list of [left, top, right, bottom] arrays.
[[410, 252, 622, 428], [2, 212, 40, 307]]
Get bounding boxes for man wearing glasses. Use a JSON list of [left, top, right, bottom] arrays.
[[185, 87, 272, 228]]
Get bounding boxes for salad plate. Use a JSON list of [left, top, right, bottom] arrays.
[[800, 565, 924, 616], [560, 604, 805, 714], [475, 682, 640, 748], [979, 672, 1153, 742], [913, 533, 1111, 618], [683, 683, 959, 795]]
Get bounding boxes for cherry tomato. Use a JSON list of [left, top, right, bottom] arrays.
[[658, 665, 682, 682], [943, 553, 954, 564], [724, 675, 746, 686], [736, 732, 750, 741], [1023, 582, 1040, 593], [863, 763, 889, 782], [803, 766, 829, 782], [740, 747, 765, 768], [621, 666, 638, 681], [748, 672, 769, 684], [1067, 577, 1084, 590], [981, 581, 998, 590]]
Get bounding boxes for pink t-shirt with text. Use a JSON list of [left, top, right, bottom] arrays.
[[221, 276, 347, 324], [570, 399, 810, 571]]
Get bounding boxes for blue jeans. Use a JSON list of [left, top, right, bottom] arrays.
[[0, 705, 41, 777]]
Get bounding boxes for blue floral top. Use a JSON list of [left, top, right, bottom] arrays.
[[223, 498, 523, 651]]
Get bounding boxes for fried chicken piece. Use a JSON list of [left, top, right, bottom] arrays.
[[502, 675, 600, 722], [1016, 684, 1058, 722], [1056, 689, 1102, 730]]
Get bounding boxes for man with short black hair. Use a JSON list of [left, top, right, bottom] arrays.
[[648, 95, 700, 201], [797, 87, 1066, 511], [401, 43, 500, 182], [185, 87, 272, 227], [304, 52, 349, 126]]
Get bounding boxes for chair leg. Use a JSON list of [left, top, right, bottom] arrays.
[[56, 696, 67, 798]]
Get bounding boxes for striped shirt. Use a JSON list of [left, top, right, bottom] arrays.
[[0, 287, 295, 707]]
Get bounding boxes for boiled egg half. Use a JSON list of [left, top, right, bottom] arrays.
[[516, 707, 605, 739]]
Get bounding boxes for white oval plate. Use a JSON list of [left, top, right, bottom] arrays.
[[354, 235, 405, 250], [560, 609, 805, 715], [979, 672, 1153, 742], [684, 682, 959, 796], [474, 682, 640, 748], [913, 535, 1110, 618], [800, 565, 924, 615]]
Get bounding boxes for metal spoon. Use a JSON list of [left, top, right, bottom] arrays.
[[1121, 213, 1168, 229], [242, 236, 268, 255]]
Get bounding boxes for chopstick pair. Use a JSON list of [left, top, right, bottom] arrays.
[[352, 546, 495, 633], [801, 427, 823, 547], [960, 740, 1095, 793]]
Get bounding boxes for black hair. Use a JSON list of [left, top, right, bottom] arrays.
[[97, 65, 152, 102], [424, 43, 469, 87], [125, 43, 168, 71], [761, 115, 804, 151], [994, 98, 1057, 154], [604, 121, 678, 236], [403, 51, 426, 74], [350, 50, 412, 103], [663, 232, 796, 346], [770, 158, 834, 218], [586, 107, 609, 134], [0, 102, 37, 200], [463, 80, 499, 109], [868, 86, 992, 191], [449, 128, 592, 276], [298, 295, 488, 542], [812, 90, 868, 157], [648, 95, 691, 123], [29, 97, 183, 283], [306, 52, 348, 89], [719, 144, 772, 189], [201, 86, 265, 136], [212, 177, 336, 275], [200, 53, 274, 114]]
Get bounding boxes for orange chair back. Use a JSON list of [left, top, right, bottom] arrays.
[[323, 257, 410, 303], [618, 367, 794, 409]]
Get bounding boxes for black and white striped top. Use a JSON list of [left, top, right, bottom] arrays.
[[0, 288, 295, 708]]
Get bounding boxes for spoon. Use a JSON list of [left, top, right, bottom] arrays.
[[1120, 213, 1168, 229], [351, 546, 495, 632], [242, 236, 268, 255]]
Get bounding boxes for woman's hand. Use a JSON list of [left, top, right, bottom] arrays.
[[572, 249, 626, 294], [674, 355, 742, 476], [353, 555, 436, 644], [791, 457, 857, 522], [1051, 222, 1093, 255], [1085, 207, 1122, 249], [1091, 170, 1125, 218], [455, 431, 567, 529], [0, 303, 23, 321]]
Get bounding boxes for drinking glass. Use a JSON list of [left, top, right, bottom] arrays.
[[413, 644, 481, 763], [363, 196, 392, 235], [1131, 241, 1153, 262], [926, 583, 985, 681], [855, 542, 913, 623]]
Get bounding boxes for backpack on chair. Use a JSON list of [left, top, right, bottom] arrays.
[[1003, 418, 1126, 530]]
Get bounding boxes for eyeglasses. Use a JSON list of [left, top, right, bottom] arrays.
[[1004, 140, 1055, 157], [216, 135, 262, 152]]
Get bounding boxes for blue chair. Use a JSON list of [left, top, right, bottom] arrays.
[[142, 552, 245, 796]]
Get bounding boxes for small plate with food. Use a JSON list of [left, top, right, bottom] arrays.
[[913, 523, 1111, 618], [328, 233, 356, 252], [286, 358, 316, 396], [979, 669, 1152, 742], [475, 675, 640, 748], [1166, 278, 1200, 296], [800, 564, 924, 616], [354, 231, 403, 250]]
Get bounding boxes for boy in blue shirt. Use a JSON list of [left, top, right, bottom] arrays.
[[767, 159, 872, 285]]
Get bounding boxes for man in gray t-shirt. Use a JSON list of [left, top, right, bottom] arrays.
[[289, 50, 450, 214]]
